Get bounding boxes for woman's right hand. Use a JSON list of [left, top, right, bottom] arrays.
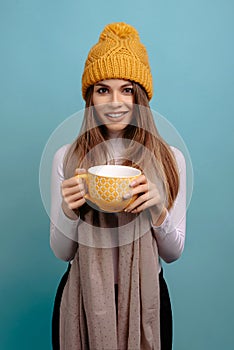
[[61, 168, 87, 218]]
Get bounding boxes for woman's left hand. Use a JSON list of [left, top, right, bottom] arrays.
[[123, 174, 167, 224]]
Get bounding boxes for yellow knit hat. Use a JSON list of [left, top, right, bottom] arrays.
[[82, 22, 153, 100]]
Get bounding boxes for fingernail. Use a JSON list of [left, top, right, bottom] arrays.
[[123, 192, 131, 200], [130, 181, 136, 187], [76, 168, 86, 172]]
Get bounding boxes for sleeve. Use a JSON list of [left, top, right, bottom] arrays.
[[50, 144, 79, 261], [152, 147, 186, 263]]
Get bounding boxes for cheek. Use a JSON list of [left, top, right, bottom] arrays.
[[94, 105, 103, 116], [92, 95, 99, 106], [92, 93, 107, 107], [93, 106, 106, 124], [125, 94, 134, 103]]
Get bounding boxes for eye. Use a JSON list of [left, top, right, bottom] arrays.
[[96, 87, 109, 94], [123, 87, 134, 94]]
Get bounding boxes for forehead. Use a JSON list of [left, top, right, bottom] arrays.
[[94, 79, 132, 87]]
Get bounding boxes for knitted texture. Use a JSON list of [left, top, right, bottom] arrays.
[[82, 22, 153, 100]]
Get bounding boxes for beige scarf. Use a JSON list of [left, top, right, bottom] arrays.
[[59, 205, 161, 349]]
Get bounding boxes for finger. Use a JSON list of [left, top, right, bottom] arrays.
[[64, 188, 86, 206], [67, 197, 86, 210], [131, 199, 155, 214], [123, 184, 148, 200], [66, 190, 86, 204], [62, 177, 82, 188], [128, 198, 158, 214], [75, 168, 86, 175], [75, 169, 87, 185], [124, 192, 149, 212], [124, 188, 161, 212], [129, 174, 147, 187], [62, 185, 84, 200], [62, 183, 85, 197], [135, 198, 164, 214]]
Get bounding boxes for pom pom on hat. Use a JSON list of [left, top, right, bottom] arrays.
[[82, 22, 153, 100], [99, 22, 139, 40]]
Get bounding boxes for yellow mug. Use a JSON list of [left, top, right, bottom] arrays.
[[77, 165, 141, 212]]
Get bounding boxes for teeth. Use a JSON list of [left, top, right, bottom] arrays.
[[106, 113, 125, 118]]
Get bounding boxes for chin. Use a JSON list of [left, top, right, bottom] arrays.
[[107, 125, 126, 133]]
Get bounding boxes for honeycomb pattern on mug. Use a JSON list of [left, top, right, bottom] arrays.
[[89, 176, 136, 202]]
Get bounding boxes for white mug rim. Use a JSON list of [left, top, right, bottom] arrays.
[[88, 164, 141, 178]]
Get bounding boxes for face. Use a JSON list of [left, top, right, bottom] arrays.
[[92, 79, 134, 137]]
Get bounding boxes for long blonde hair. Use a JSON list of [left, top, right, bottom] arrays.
[[64, 82, 179, 210]]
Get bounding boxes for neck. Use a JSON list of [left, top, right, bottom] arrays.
[[107, 131, 123, 139]]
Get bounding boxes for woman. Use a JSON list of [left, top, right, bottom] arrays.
[[50, 22, 186, 350]]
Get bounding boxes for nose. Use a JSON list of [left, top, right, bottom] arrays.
[[110, 91, 123, 107]]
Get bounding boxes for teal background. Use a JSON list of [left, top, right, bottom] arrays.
[[1, 1, 233, 349]]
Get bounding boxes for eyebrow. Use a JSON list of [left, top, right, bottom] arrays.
[[94, 82, 133, 88]]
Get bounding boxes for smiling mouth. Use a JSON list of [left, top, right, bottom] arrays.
[[104, 111, 128, 118]]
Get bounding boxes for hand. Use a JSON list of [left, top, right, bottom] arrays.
[[123, 174, 167, 224], [61, 168, 87, 216]]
